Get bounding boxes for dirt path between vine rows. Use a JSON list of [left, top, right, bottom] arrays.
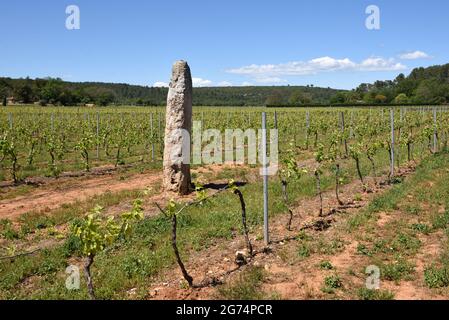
[[0, 163, 255, 222], [0, 172, 162, 221], [146, 162, 446, 300], [146, 167, 395, 299]]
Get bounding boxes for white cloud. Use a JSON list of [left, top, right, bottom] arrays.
[[254, 77, 287, 84], [192, 77, 212, 87], [398, 50, 430, 60], [241, 81, 253, 86], [155, 79, 235, 88], [227, 56, 407, 80], [153, 81, 168, 87], [358, 57, 406, 71], [217, 81, 233, 86]]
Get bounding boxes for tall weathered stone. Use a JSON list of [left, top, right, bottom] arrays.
[[163, 61, 192, 195]]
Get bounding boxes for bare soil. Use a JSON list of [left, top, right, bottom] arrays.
[[0, 163, 251, 221], [0, 172, 161, 220], [2, 158, 446, 300], [145, 163, 448, 300]]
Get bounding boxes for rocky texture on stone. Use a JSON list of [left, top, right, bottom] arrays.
[[163, 61, 192, 195]]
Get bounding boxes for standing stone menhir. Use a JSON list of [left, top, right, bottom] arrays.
[[163, 60, 192, 195]]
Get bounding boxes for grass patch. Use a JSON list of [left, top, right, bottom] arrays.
[[432, 211, 449, 230], [297, 236, 345, 260], [321, 274, 342, 294], [391, 233, 421, 255], [297, 243, 311, 258], [18, 189, 143, 234], [317, 238, 346, 255], [0, 219, 20, 240], [319, 260, 334, 270], [411, 223, 431, 235], [357, 288, 395, 300], [0, 247, 68, 292], [424, 265, 449, 288], [403, 205, 421, 215], [381, 258, 415, 282], [218, 266, 266, 300], [348, 152, 449, 232]]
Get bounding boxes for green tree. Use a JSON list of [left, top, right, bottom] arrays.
[[288, 90, 312, 105], [374, 94, 387, 104], [414, 79, 448, 104], [363, 92, 376, 104], [265, 90, 284, 106], [330, 92, 347, 104], [91, 88, 116, 106], [0, 81, 9, 106], [394, 93, 408, 104], [39, 79, 63, 104], [14, 84, 34, 103], [345, 91, 362, 104]]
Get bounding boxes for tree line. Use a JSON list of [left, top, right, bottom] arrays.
[[329, 63, 449, 105], [0, 77, 340, 107], [1, 63, 449, 107]]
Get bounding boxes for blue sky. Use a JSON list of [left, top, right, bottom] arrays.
[[0, 0, 448, 89]]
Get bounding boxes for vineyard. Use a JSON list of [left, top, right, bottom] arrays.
[[1, 105, 448, 182], [1, 105, 449, 300]]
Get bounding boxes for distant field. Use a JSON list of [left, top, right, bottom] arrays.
[[1, 104, 447, 182]]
